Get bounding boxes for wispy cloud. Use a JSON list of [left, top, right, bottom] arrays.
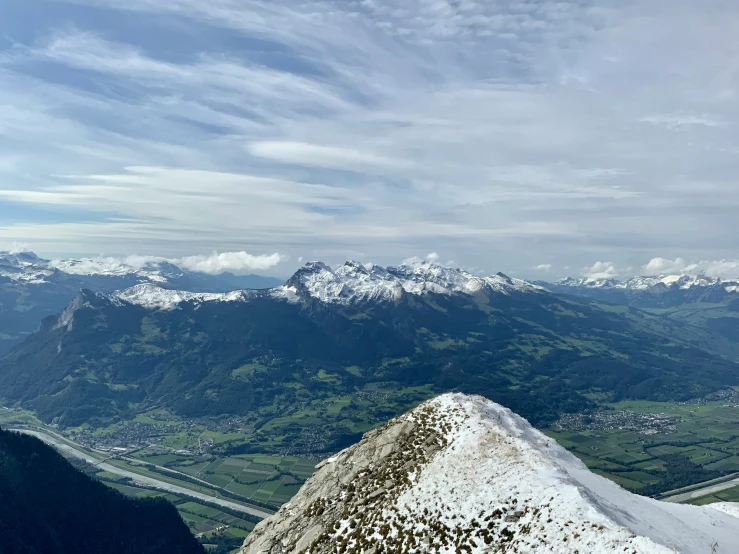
[[247, 141, 410, 173], [48, 251, 284, 275], [639, 113, 726, 129], [0, 0, 738, 275]]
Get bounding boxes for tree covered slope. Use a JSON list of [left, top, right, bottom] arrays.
[[0, 428, 203, 554]]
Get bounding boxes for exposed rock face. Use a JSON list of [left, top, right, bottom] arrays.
[[241, 394, 739, 554]]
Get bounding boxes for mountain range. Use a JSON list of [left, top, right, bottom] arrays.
[[2, 260, 738, 455], [240, 393, 739, 554], [0, 251, 282, 354], [543, 274, 739, 308]]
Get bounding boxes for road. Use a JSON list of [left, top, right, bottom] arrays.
[[11, 428, 273, 519], [662, 475, 739, 503]]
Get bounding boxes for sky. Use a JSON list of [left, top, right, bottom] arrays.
[[1, 0, 738, 279]]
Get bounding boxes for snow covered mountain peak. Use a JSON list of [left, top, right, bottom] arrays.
[[241, 393, 739, 554], [556, 276, 621, 289], [0, 250, 43, 265], [0, 250, 55, 283], [112, 283, 251, 310], [50, 257, 180, 282], [103, 261, 543, 310], [556, 273, 739, 293], [288, 260, 543, 304], [0, 251, 183, 285]]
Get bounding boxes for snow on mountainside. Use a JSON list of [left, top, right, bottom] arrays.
[[113, 283, 298, 309], [556, 273, 739, 293], [51, 257, 178, 282], [0, 251, 55, 283], [0, 252, 176, 284], [109, 261, 544, 309], [0, 251, 283, 291], [241, 393, 739, 554], [0, 250, 188, 284], [287, 260, 544, 303]]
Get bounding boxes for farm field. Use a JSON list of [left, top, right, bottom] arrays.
[[127, 449, 317, 509], [100, 475, 257, 553], [546, 397, 739, 496], [687, 484, 739, 506]]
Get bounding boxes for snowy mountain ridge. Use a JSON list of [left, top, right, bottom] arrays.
[[557, 274, 739, 293], [287, 260, 543, 303], [241, 393, 739, 554], [0, 250, 187, 285], [0, 251, 56, 284], [107, 260, 544, 309], [111, 283, 298, 310]]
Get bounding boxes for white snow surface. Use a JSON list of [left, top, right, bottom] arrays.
[[111, 283, 300, 310], [293, 260, 544, 304], [710, 503, 739, 520], [387, 394, 739, 554], [0, 251, 54, 283], [114, 283, 250, 309]]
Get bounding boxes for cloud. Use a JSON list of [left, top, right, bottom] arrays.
[[643, 257, 739, 279], [8, 242, 30, 254], [0, 0, 738, 273], [695, 260, 739, 279], [639, 114, 726, 129], [533, 264, 552, 272], [50, 251, 284, 275], [174, 251, 284, 274], [643, 257, 689, 275], [583, 261, 619, 280], [247, 141, 410, 173], [426, 252, 440, 263]]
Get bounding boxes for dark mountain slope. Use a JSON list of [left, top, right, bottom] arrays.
[[0, 427, 203, 554], [0, 251, 281, 354]]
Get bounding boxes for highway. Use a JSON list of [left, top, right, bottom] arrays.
[[11, 428, 273, 519], [661, 475, 739, 504]]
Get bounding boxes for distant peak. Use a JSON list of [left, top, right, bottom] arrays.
[[341, 260, 370, 272], [302, 261, 330, 272], [55, 289, 119, 330], [495, 271, 513, 283], [555, 273, 739, 292], [285, 260, 543, 304], [0, 250, 45, 264]]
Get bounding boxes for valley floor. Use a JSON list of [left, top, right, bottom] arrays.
[[546, 390, 739, 496], [5, 390, 739, 551]]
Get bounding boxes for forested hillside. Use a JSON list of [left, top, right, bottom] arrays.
[[0, 428, 204, 554]]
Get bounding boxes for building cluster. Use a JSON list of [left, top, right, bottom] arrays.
[[555, 410, 679, 435]]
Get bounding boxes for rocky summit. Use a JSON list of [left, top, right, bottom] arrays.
[[240, 394, 739, 554]]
